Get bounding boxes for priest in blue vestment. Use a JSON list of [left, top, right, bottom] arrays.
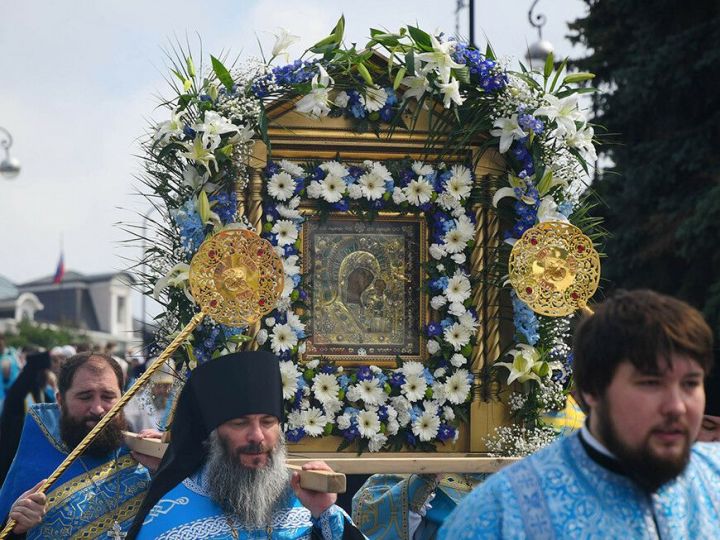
[[350, 396, 585, 540], [440, 290, 720, 539], [0, 352, 155, 539], [127, 351, 365, 540]]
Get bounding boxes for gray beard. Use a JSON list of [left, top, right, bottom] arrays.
[[205, 430, 289, 528]]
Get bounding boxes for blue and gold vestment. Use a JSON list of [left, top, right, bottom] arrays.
[[0, 403, 150, 539], [439, 430, 720, 539], [136, 464, 358, 539]]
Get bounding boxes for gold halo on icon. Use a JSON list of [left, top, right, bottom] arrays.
[[508, 221, 600, 317], [189, 229, 284, 325]]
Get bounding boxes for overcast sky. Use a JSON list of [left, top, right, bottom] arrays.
[[0, 0, 588, 319]]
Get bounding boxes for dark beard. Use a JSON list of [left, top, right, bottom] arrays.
[[60, 404, 128, 458], [595, 403, 691, 492], [205, 431, 289, 528]]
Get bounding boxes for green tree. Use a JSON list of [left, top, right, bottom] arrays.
[[569, 0, 720, 338], [4, 320, 82, 350]]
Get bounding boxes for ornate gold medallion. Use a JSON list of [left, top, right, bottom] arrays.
[[508, 221, 600, 317], [189, 229, 284, 325]]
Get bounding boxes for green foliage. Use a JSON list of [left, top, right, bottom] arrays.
[[5, 319, 81, 350], [569, 0, 720, 339]]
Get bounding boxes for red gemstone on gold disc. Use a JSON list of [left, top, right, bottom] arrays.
[[571, 292, 579, 300], [577, 245, 585, 253], [258, 299, 265, 306], [530, 238, 538, 245], [526, 287, 533, 294], [210, 299, 218, 307], [257, 249, 264, 256]]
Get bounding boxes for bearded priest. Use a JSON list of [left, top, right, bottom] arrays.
[[127, 351, 365, 540], [439, 290, 720, 539]]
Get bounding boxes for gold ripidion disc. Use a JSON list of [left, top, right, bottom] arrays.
[[189, 229, 284, 325], [508, 221, 600, 317]]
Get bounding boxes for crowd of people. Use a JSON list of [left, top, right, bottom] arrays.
[[0, 289, 718, 538]]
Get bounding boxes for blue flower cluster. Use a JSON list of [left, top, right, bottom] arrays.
[[251, 60, 317, 97], [209, 190, 237, 224], [337, 87, 399, 123], [174, 199, 206, 257], [511, 290, 540, 345], [518, 113, 544, 135], [510, 138, 535, 178], [452, 43, 507, 92]]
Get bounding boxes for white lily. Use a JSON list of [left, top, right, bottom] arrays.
[[416, 35, 464, 84], [194, 111, 238, 151], [295, 65, 333, 118], [180, 136, 216, 172], [535, 94, 584, 137], [401, 75, 430, 103], [271, 28, 300, 62], [154, 110, 185, 144], [565, 124, 597, 163], [495, 344, 547, 385], [537, 196, 569, 223], [153, 263, 190, 300], [490, 115, 526, 154], [438, 78, 464, 108]]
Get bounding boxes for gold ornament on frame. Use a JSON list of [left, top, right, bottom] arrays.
[[508, 221, 600, 317], [190, 228, 285, 325]]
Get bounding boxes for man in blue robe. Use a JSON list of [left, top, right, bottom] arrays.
[[350, 396, 585, 540], [440, 290, 720, 539], [0, 352, 156, 539], [127, 352, 365, 540]]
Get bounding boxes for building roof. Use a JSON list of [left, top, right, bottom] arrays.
[[19, 271, 136, 288], [0, 275, 19, 301]]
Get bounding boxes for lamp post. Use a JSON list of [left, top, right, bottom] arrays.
[[526, 0, 554, 65], [0, 126, 21, 180]]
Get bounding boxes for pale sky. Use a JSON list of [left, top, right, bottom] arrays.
[[0, 0, 588, 319]]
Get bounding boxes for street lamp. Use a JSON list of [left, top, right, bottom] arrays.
[[0, 126, 21, 180], [526, 0, 554, 65]]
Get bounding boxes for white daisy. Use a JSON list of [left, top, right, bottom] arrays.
[[412, 411, 441, 442], [347, 184, 363, 199], [279, 159, 304, 177], [323, 399, 343, 417], [357, 410, 381, 438], [302, 407, 327, 437], [283, 255, 300, 277], [359, 171, 386, 200], [445, 169, 472, 200], [337, 412, 352, 430], [320, 175, 345, 203], [279, 360, 299, 399], [436, 191, 462, 212], [448, 301, 466, 317], [402, 374, 428, 402], [356, 378, 387, 405], [429, 243, 446, 260], [401, 361, 425, 377], [363, 86, 388, 112], [412, 161, 433, 175], [320, 161, 349, 178], [458, 311, 479, 330], [270, 323, 298, 353], [368, 433, 388, 452], [443, 323, 472, 351], [431, 380, 447, 402], [445, 369, 471, 404], [430, 295, 448, 310], [403, 177, 434, 206], [392, 187, 407, 204], [267, 171, 296, 201], [306, 180, 323, 199], [271, 220, 299, 246], [255, 329, 268, 346], [312, 373, 340, 403], [369, 161, 391, 179], [277, 196, 302, 220], [455, 214, 476, 239], [450, 353, 467, 367], [287, 410, 304, 429], [443, 406, 456, 421], [285, 310, 306, 333], [445, 272, 472, 303]]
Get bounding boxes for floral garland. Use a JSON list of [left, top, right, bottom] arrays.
[[140, 19, 601, 454]]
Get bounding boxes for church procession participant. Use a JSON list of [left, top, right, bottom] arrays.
[[351, 396, 586, 540], [439, 290, 720, 539], [0, 352, 161, 539], [127, 351, 365, 540]]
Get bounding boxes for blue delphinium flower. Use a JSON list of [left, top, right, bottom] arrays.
[[426, 322, 443, 337], [209, 190, 237, 224], [389, 372, 405, 388], [356, 365, 373, 381], [342, 423, 360, 441], [511, 290, 540, 345], [518, 113, 545, 135], [437, 424, 456, 442], [174, 199, 205, 255], [286, 427, 306, 442]]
